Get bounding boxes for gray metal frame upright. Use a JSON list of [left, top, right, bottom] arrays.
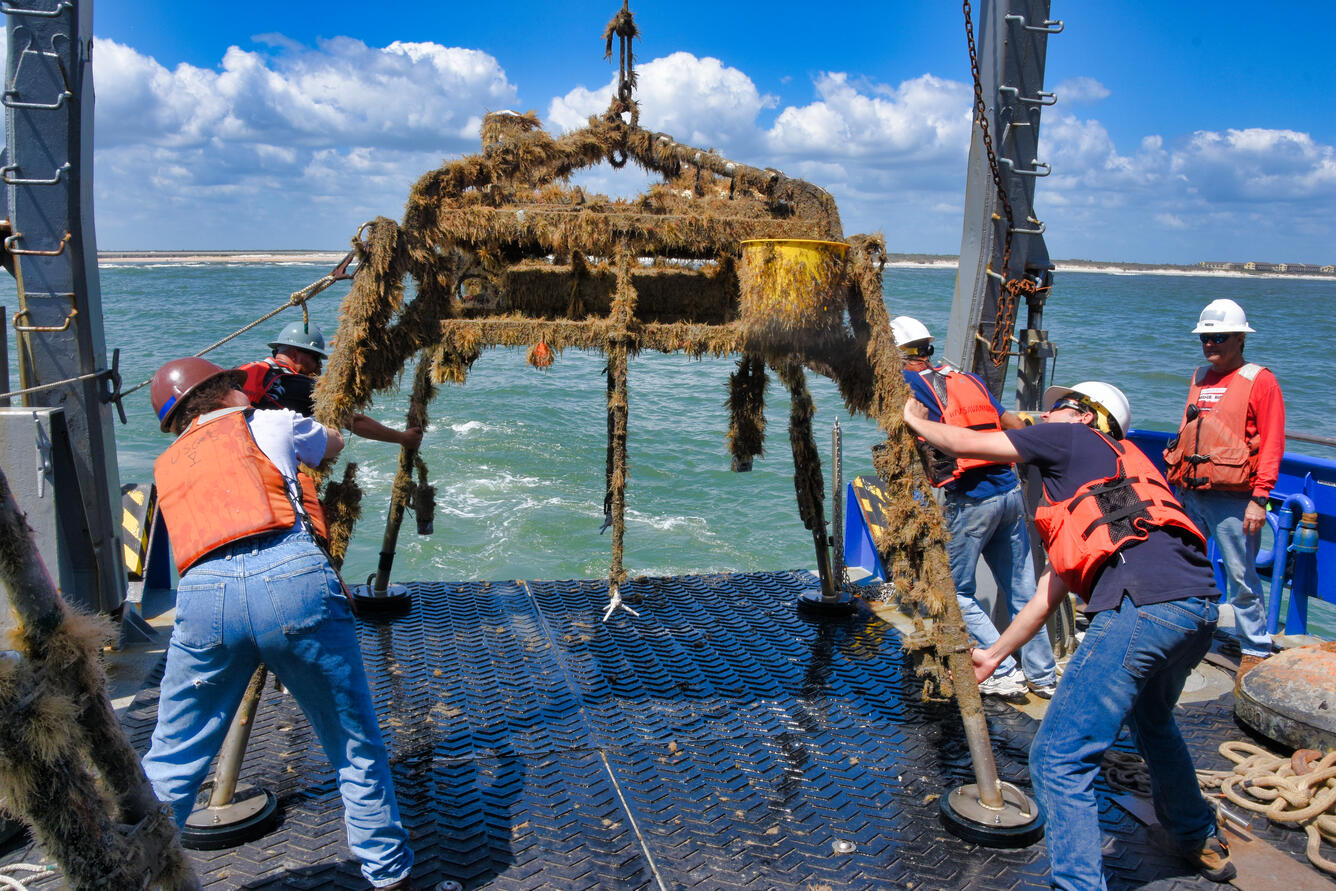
[[947, 0, 1058, 411], [4, 0, 124, 613]]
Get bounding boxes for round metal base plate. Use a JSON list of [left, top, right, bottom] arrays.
[[351, 583, 413, 619], [795, 588, 855, 616], [1235, 642, 1336, 751], [939, 782, 1044, 848], [181, 783, 279, 850]]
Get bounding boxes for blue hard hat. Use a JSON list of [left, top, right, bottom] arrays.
[[268, 320, 328, 358]]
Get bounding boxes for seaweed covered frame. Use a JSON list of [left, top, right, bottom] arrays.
[[311, 9, 977, 703]]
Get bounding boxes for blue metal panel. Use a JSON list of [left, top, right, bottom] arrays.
[[7, 573, 1314, 887], [842, 479, 888, 584]]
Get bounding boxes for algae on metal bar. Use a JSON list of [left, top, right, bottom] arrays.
[[313, 5, 965, 696]]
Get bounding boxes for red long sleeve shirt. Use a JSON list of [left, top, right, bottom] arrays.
[[1180, 365, 1286, 497]]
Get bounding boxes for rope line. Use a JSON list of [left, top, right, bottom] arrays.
[[119, 252, 355, 400], [1197, 741, 1336, 875]]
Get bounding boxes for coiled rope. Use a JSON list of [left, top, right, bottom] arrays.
[[1196, 741, 1336, 875], [0, 864, 56, 891]]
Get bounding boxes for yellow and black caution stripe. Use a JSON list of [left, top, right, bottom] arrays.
[[850, 476, 893, 541], [120, 483, 156, 580]]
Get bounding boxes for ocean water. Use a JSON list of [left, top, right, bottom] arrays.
[[2, 263, 1334, 624]]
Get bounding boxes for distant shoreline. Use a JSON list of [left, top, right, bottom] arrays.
[[99, 250, 348, 265], [98, 250, 1336, 283]]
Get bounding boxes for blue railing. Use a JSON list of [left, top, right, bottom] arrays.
[[1128, 429, 1335, 636]]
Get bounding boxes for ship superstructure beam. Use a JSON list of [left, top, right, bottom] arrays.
[[947, 0, 1058, 410], [3, 0, 124, 612]]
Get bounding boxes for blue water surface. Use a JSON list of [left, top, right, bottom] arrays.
[[2, 263, 1334, 634]]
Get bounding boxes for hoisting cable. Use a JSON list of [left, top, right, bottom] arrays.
[[118, 251, 356, 401], [603, 0, 638, 109]]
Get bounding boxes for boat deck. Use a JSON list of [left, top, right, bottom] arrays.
[[1, 571, 1318, 888]]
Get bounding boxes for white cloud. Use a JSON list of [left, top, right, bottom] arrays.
[[91, 36, 516, 247], [1052, 76, 1110, 104], [768, 73, 971, 165], [549, 51, 773, 150], [1171, 128, 1336, 202], [80, 34, 1335, 262]]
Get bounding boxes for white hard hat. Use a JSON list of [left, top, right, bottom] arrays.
[[891, 315, 933, 349], [1042, 381, 1132, 439], [1191, 298, 1254, 335]]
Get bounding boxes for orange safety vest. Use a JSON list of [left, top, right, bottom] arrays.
[[1163, 364, 1262, 492], [154, 407, 328, 574], [1035, 432, 1205, 599], [914, 367, 1006, 486]]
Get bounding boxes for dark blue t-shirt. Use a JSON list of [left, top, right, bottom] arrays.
[[1006, 423, 1219, 612], [903, 367, 1017, 499]]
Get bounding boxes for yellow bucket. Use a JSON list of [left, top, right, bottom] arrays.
[[737, 238, 849, 335]]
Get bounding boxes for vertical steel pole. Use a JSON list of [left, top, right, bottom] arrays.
[[831, 419, 844, 586]]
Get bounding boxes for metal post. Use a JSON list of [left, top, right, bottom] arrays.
[[372, 355, 433, 595], [208, 665, 267, 808], [831, 419, 844, 587], [181, 664, 279, 848], [352, 354, 432, 616], [946, 0, 1057, 400]]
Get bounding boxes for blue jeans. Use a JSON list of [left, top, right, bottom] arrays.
[[1031, 595, 1218, 891], [142, 531, 413, 888], [1180, 490, 1270, 656], [945, 485, 1057, 685]]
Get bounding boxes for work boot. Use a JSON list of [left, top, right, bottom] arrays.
[[1184, 833, 1237, 883], [1236, 653, 1267, 685]]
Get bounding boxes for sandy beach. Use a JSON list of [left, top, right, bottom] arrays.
[[98, 250, 1334, 282], [884, 257, 1336, 282]]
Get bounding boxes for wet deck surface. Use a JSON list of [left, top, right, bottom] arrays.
[[1, 571, 1316, 888]]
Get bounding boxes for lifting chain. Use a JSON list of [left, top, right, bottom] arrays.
[[604, 1, 638, 107], [603, 0, 639, 165], [963, 0, 1023, 368]]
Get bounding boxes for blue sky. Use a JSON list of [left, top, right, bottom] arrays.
[[71, 1, 1336, 262]]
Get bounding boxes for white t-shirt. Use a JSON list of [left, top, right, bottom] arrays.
[[195, 406, 327, 530]]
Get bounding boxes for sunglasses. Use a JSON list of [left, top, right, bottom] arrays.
[[1199, 333, 1233, 345], [1048, 398, 1086, 414]]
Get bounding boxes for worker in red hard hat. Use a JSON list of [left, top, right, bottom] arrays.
[[143, 357, 414, 891]]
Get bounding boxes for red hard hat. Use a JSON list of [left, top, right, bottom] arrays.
[[149, 357, 244, 432]]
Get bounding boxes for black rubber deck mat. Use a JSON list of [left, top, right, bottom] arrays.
[[0, 571, 1313, 888]]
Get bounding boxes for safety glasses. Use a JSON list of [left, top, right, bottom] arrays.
[[1199, 333, 1232, 345], [1048, 398, 1086, 414]]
